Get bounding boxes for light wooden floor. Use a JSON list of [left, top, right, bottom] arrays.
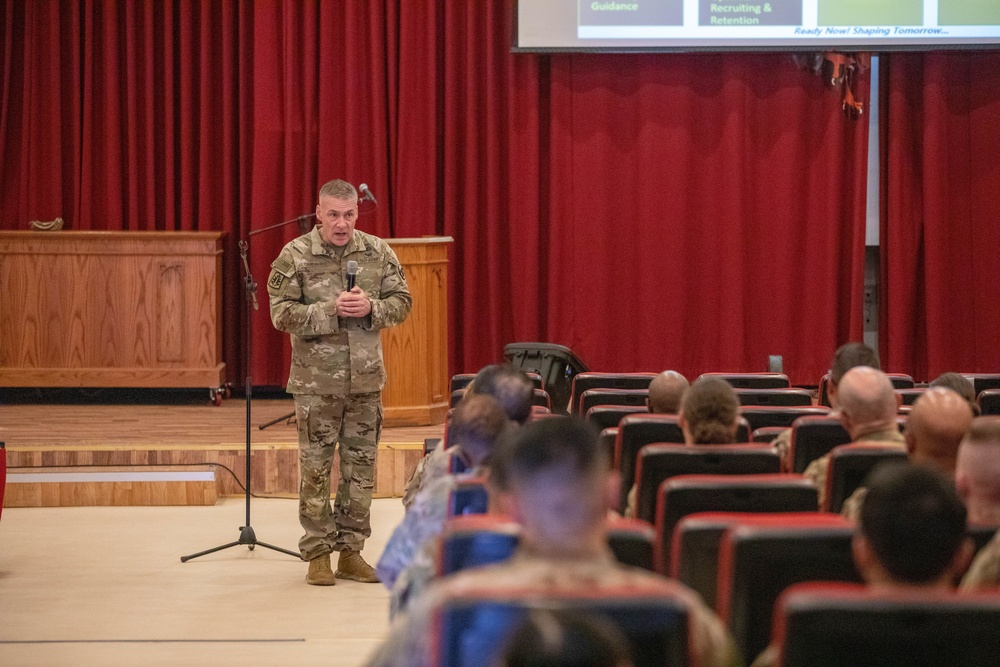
[[0, 497, 406, 666]]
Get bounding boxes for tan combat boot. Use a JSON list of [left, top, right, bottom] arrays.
[[305, 554, 336, 586], [335, 549, 380, 583]]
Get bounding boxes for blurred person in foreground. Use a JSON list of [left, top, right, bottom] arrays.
[[364, 416, 742, 667]]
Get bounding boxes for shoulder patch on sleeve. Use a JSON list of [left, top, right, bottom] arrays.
[[271, 256, 295, 277]]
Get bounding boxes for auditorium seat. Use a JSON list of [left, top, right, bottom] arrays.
[[606, 516, 656, 571], [433, 584, 691, 667], [961, 373, 1000, 396], [634, 444, 781, 525], [716, 514, 859, 660], [771, 582, 1000, 667], [697, 372, 790, 388], [449, 389, 465, 408], [569, 372, 657, 415], [823, 443, 909, 513], [652, 474, 819, 572], [578, 388, 649, 415], [669, 512, 841, 612], [734, 388, 813, 407], [424, 437, 443, 457], [788, 416, 851, 473], [447, 478, 489, 517], [613, 413, 750, 513], [437, 515, 520, 576], [978, 388, 1000, 415], [751, 427, 786, 443], [599, 428, 618, 468], [585, 404, 648, 431], [966, 522, 1000, 553], [895, 387, 927, 405], [532, 388, 551, 409], [739, 406, 830, 432], [449, 373, 476, 394]]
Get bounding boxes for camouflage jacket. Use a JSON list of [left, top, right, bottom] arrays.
[[364, 547, 743, 667], [267, 228, 412, 395], [961, 528, 1000, 592]]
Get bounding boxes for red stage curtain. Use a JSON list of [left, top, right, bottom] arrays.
[[880, 52, 1000, 380], [2, 0, 869, 389]]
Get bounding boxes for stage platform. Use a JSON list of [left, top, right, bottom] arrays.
[[1, 391, 443, 508]]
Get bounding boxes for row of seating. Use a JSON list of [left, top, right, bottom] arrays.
[[433, 509, 1000, 666]]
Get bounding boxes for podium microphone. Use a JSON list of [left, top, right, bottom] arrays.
[[359, 183, 377, 205], [346, 260, 359, 290]]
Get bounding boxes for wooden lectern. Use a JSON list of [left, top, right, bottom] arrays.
[[381, 237, 452, 426]]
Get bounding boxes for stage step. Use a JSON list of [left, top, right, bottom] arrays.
[[3, 466, 219, 507]]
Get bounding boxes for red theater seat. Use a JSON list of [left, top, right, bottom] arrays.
[[585, 404, 648, 431], [433, 582, 692, 667], [578, 388, 649, 416], [437, 515, 520, 577], [447, 478, 489, 517], [739, 406, 830, 432], [788, 416, 851, 474], [734, 388, 813, 407], [634, 444, 781, 525], [606, 517, 656, 572], [716, 513, 859, 661], [823, 443, 908, 513], [697, 372, 791, 388], [653, 475, 819, 573], [569, 372, 657, 416], [772, 582, 1000, 667]]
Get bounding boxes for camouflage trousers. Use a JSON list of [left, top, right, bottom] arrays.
[[294, 391, 382, 560]]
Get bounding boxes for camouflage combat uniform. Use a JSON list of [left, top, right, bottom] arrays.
[[268, 226, 412, 560], [961, 528, 1000, 591], [378, 466, 485, 617], [364, 547, 743, 667], [401, 442, 460, 509], [803, 427, 905, 509]]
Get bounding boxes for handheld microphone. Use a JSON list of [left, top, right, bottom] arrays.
[[359, 183, 377, 205], [346, 260, 359, 290]]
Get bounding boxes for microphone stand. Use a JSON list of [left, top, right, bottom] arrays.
[[181, 234, 302, 562]]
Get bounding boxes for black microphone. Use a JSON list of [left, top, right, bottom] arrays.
[[359, 183, 377, 205], [346, 260, 359, 290]]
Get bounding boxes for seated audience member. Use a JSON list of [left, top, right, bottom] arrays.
[[402, 364, 534, 507], [377, 395, 511, 616], [804, 366, 903, 508], [647, 370, 689, 414], [752, 463, 974, 667], [930, 372, 981, 416], [957, 418, 1000, 591], [496, 608, 634, 667], [680, 376, 740, 444], [772, 342, 881, 464], [841, 387, 974, 519], [364, 417, 742, 667], [624, 376, 739, 516]]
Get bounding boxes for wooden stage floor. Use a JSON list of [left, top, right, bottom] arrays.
[[1, 390, 446, 505]]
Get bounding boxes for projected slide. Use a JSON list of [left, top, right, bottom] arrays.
[[516, 1, 1000, 50]]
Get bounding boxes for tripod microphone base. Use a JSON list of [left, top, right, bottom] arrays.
[[180, 525, 302, 562]]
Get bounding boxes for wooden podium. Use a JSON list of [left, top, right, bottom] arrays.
[[381, 237, 452, 426], [0, 231, 226, 391]]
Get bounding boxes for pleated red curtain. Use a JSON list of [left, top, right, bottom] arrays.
[[880, 52, 1000, 380], [2, 0, 869, 388]]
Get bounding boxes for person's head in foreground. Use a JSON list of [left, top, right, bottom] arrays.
[[490, 416, 614, 556], [647, 370, 689, 415], [956, 416, 1000, 524], [496, 608, 634, 667], [465, 364, 535, 425], [679, 377, 739, 445], [854, 463, 973, 590]]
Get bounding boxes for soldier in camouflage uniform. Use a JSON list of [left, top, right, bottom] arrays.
[[268, 178, 412, 586], [377, 394, 511, 616]]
